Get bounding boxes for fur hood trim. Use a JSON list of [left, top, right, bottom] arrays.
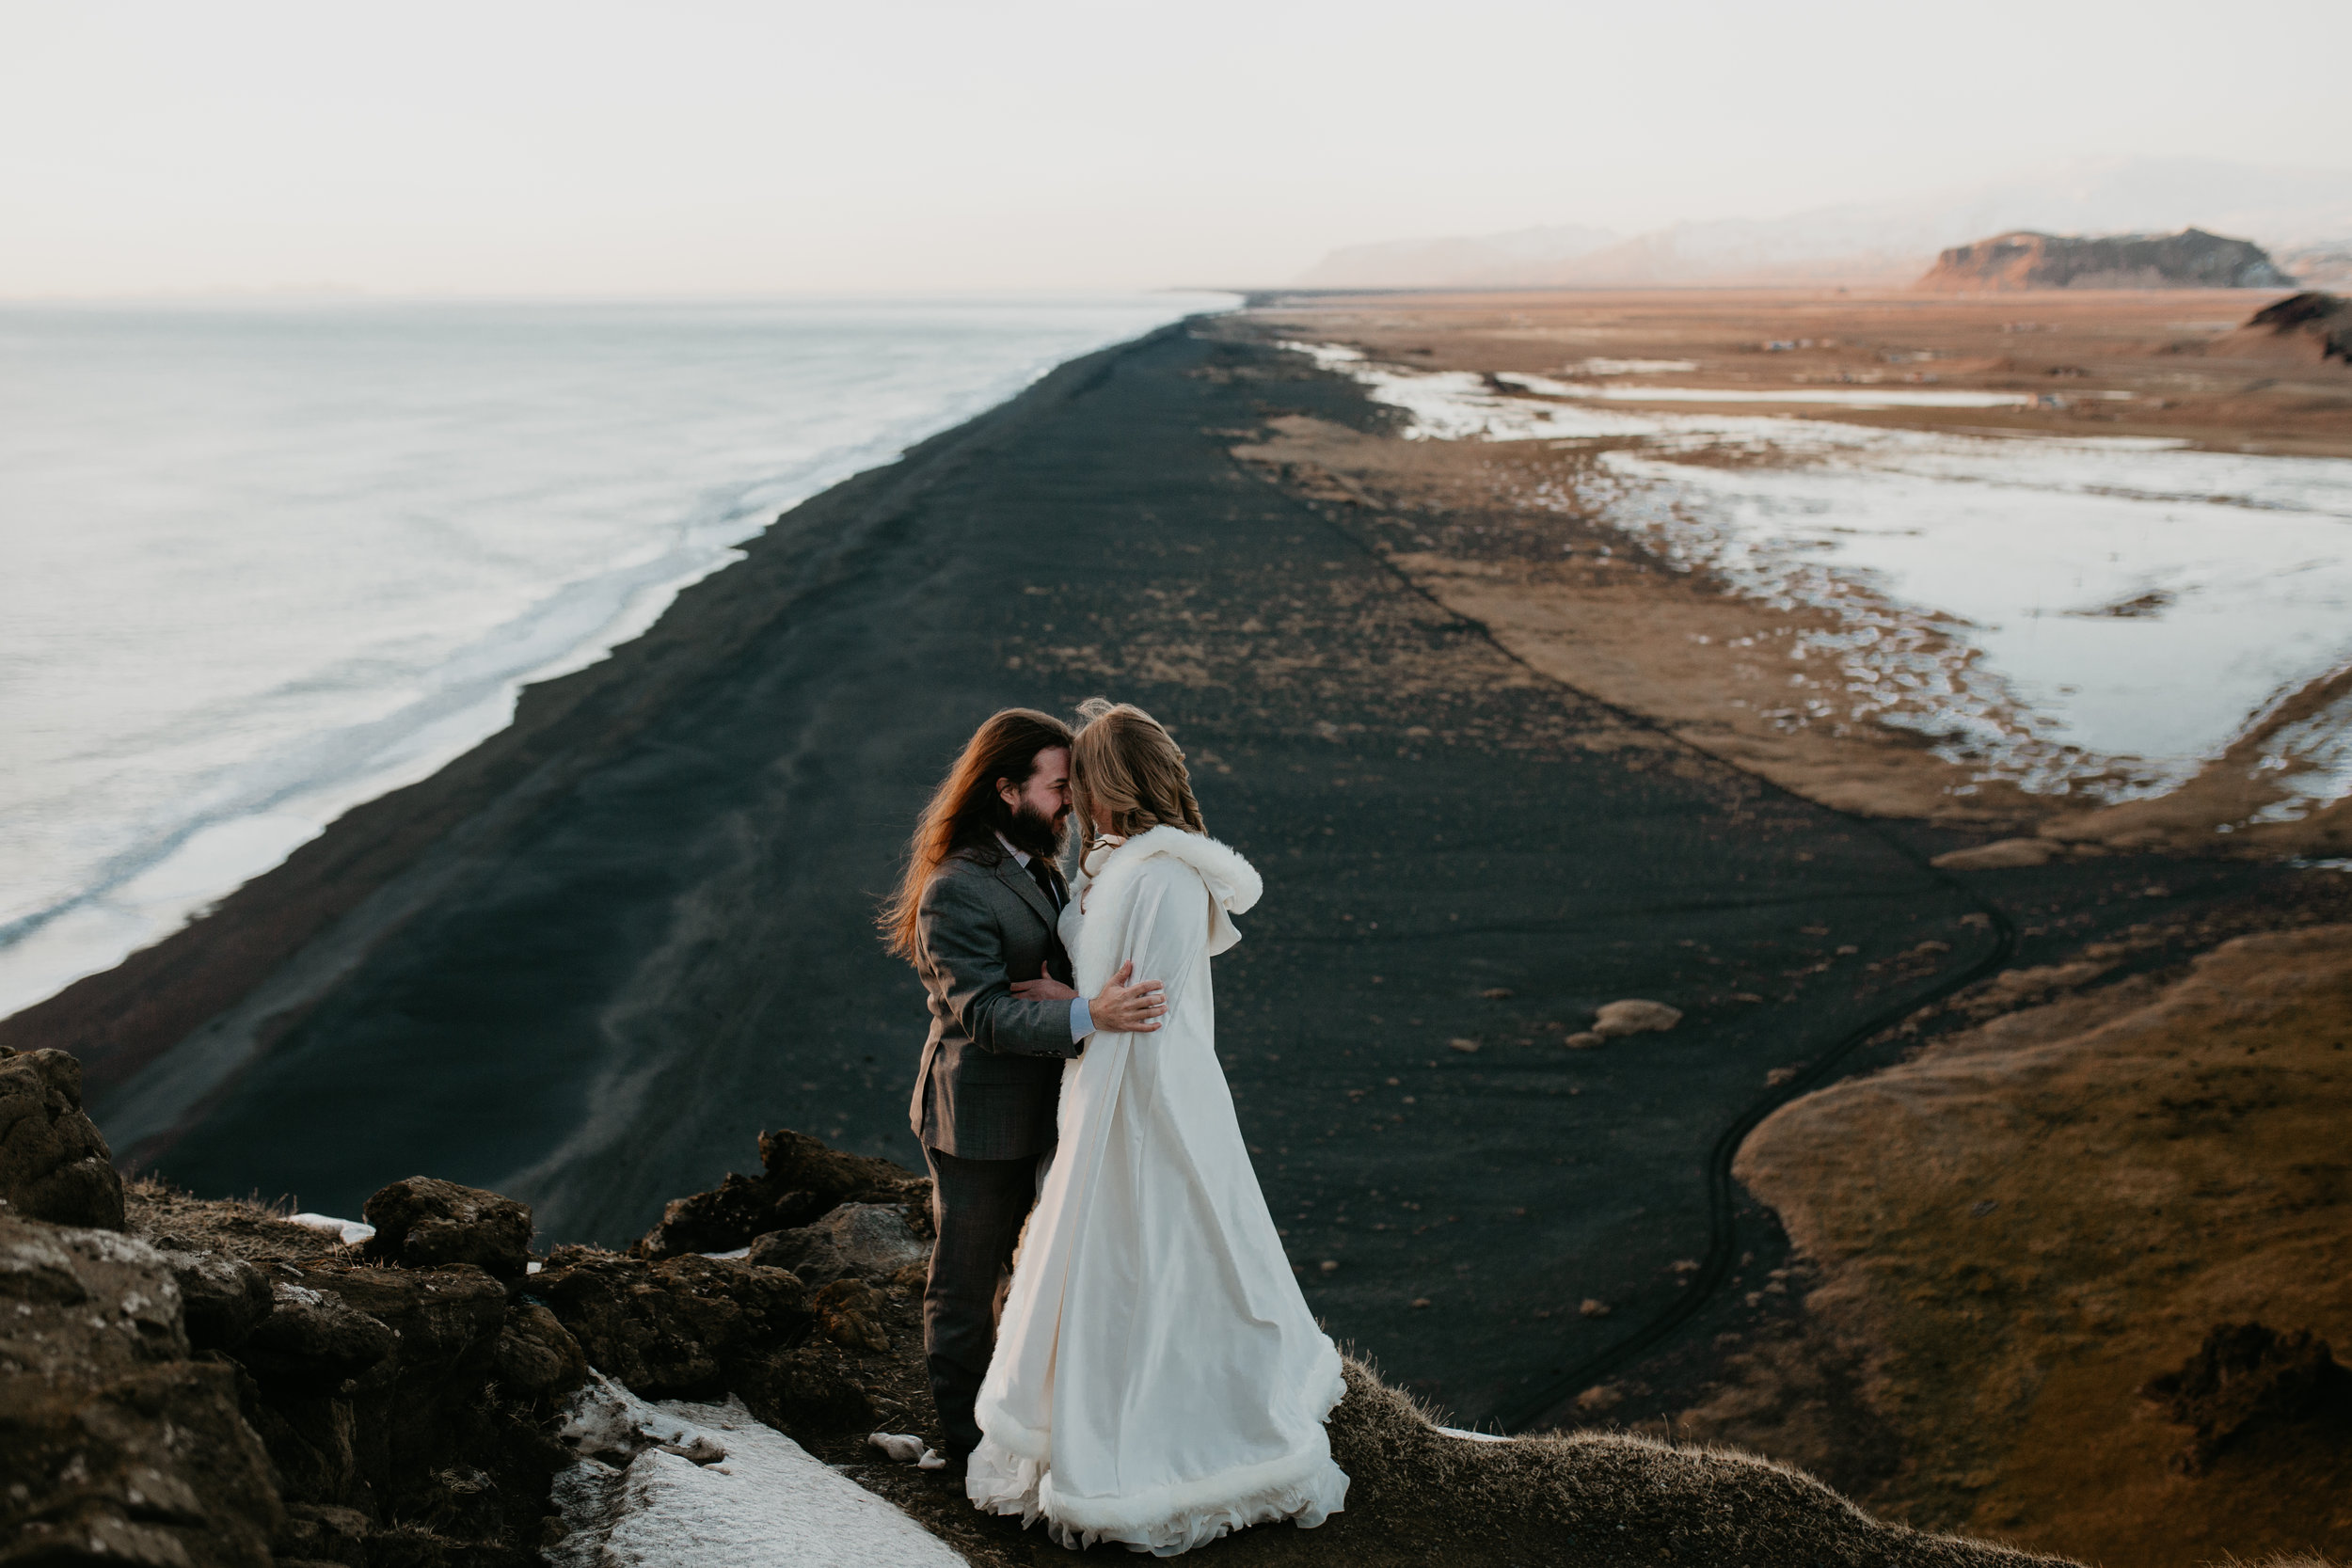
[[1068, 827, 1261, 989], [1083, 825, 1260, 914]]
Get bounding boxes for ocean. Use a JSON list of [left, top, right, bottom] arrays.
[[0, 293, 1232, 1019]]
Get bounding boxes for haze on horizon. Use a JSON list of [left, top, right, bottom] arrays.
[[4, 0, 2348, 299]]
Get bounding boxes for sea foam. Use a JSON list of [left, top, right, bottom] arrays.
[[0, 294, 1232, 1019]]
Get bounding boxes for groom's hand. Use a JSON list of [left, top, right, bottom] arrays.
[[1011, 962, 1079, 1003], [1089, 960, 1168, 1034]]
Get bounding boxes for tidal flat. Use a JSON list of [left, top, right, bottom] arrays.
[[1238, 289, 2352, 855]]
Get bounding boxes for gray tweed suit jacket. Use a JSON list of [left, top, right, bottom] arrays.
[[906, 845, 1080, 1161]]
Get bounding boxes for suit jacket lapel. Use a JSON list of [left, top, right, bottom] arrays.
[[994, 858, 1059, 931]]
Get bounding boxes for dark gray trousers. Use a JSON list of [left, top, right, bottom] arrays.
[[922, 1144, 1047, 1457]]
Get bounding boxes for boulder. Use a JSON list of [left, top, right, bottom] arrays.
[[361, 1176, 534, 1281], [532, 1246, 812, 1400], [745, 1202, 929, 1285], [301, 1259, 509, 1384], [633, 1171, 830, 1260], [758, 1128, 925, 1208], [158, 1245, 275, 1352], [1593, 1000, 1683, 1038], [632, 1130, 933, 1260], [2141, 1322, 2349, 1473], [0, 1212, 281, 1566], [238, 1280, 398, 1396], [494, 1300, 590, 1398], [238, 1257, 572, 1542], [1930, 837, 2056, 871], [0, 1045, 125, 1229]]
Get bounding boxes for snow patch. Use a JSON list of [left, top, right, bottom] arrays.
[[1285, 342, 2352, 803], [286, 1212, 374, 1245], [548, 1374, 966, 1566]]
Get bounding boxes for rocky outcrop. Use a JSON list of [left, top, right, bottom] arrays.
[[1916, 228, 2294, 291], [6, 1047, 2090, 1567], [1593, 999, 1684, 1038], [0, 1045, 125, 1229], [631, 1126, 930, 1260], [746, 1201, 929, 1286], [0, 1213, 281, 1566], [361, 1174, 534, 1280], [2207, 290, 2352, 366], [2141, 1322, 2350, 1474], [156, 1243, 274, 1352], [532, 1248, 811, 1400]]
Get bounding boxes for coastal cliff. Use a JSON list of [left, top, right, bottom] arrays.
[[0, 1043, 2073, 1567]]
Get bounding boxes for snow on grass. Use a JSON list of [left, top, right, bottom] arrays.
[[1501, 372, 2038, 409], [550, 1373, 966, 1567], [1577, 357, 1700, 375], [1286, 342, 2352, 804]]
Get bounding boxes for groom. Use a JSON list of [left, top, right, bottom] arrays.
[[883, 707, 1166, 1465]]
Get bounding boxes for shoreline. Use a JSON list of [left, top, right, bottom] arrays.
[[0, 322, 1195, 1117], [0, 293, 1229, 1025], [7, 301, 2340, 1519]]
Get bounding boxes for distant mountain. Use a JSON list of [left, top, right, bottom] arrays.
[[1291, 158, 2352, 290], [1298, 224, 1620, 288], [1916, 229, 2295, 291], [2278, 243, 2352, 291]]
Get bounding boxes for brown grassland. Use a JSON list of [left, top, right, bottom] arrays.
[[1221, 290, 2352, 1565]]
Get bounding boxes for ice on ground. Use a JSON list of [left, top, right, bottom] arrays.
[[1437, 1425, 1511, 1443], [2248, 679, 2352, 824], [551, 1374, 966, 1567], [1501, 372, 2040, 409], [1579, 357, 1700, 375], [286, 1212, 375, 1244], [1287, 342, 2352, 807]]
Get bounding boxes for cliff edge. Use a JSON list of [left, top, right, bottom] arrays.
[[0, 1044, 2067, 1567]]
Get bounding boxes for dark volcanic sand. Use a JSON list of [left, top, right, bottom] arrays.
[[28, 321, 2290, 1427]]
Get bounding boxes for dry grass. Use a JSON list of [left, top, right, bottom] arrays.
[[1730, 926, 2352, 1565], [122, 1174, 350, 1261], [850, 1356, 2067, 1567]]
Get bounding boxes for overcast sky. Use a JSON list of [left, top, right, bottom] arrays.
[[5, 0, 2347, 295]]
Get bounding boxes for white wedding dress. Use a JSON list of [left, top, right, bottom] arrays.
[[966, 826, 1349, 1555]]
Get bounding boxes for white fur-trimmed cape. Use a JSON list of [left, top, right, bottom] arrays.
[[1068, 825, 1262, 994], [971, 822, 1346, 1554]]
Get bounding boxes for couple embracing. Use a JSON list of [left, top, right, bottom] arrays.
[[880, 700, 1349, 1556]]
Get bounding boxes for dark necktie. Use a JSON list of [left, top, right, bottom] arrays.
[[1025, 856, 1064, 912]]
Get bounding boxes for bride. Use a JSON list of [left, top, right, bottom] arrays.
[[965, 700, 1350, 1555]]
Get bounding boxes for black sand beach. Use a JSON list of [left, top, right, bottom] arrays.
[[8, 318, 2293, 1429]]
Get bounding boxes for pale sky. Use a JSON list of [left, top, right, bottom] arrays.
[[4, 0, 2347, 295]]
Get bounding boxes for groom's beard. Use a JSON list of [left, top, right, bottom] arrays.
[[1002, 801, 1068, 862]]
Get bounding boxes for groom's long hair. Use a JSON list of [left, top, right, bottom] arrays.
[[880, 707, 1073, 958]]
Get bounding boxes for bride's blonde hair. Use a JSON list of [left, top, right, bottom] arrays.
[[1070, 699, 1206, 863]]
